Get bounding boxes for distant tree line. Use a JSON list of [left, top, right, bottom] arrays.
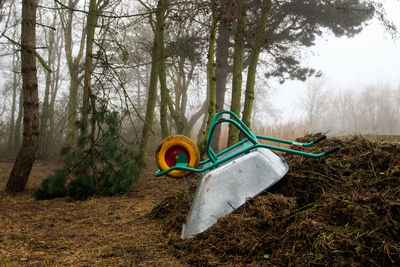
[[298, 79, 400, 136]]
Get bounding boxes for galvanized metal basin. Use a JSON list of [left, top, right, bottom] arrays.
[[181, 146, 289, 239]]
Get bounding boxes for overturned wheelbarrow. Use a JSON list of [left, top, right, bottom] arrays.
[[155, 110, 339, 239]]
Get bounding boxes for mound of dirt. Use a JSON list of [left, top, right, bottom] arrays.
[[149, 191, 190, 235], [150, 135, 400, 266]]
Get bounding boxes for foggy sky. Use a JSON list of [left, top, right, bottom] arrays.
[[271, 0, 400, 122]]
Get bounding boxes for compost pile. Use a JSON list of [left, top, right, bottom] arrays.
[[150, 136, 400, 266]]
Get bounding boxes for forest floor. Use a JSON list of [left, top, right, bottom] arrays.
[[0, 135, 399, 266], [0, 159, 187, 266]]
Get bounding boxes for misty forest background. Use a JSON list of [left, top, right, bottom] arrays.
[[0, 0, 399, 194]]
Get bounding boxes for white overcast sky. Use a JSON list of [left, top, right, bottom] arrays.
[[270, 0, 400, 121]]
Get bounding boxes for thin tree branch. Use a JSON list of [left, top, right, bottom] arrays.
[[2, 33, 52, 72]]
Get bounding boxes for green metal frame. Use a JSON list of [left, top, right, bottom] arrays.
[[155, 110, 339, 177]]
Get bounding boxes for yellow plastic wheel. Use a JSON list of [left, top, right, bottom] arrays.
[[155, 135, 200, 178]]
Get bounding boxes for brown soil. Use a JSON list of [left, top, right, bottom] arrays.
[[0, 159, 186, 266], [1, 136, 399, 266], [152, 136, 400, 266]]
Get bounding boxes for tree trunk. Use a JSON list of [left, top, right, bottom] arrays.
[[49, 29, 63, 143], [38, 14, 56, 157], [166, 91, 184, 133], [81, 0, 97, 140], [65, 72, 79, 145], [6, 0, 39, 193], [213, 19, 230, 151], [39, 68, 51, 157], [187, 96, 208, 138], [136, 69, 142, 111], [168, 56, 196, 135], [157, 0, 169, 138], [227, 0, 246, 147], [242, 50, 259, 128], [139, 30, 159, 158], [63, 0, 86, 147], [179, 62, 188, 133], [14, 85, 23, 149], [242, 0, 271, 128], [8, 51, 18, 149], [196, 98, 208, 144], [199, 6, 218, 155]]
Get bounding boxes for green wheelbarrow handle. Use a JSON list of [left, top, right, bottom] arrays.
[[155, 110, 339, 177]]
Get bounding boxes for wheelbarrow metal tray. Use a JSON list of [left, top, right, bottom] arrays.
[[181, 146, 289, 239]]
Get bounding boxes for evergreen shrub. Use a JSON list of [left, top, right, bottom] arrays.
[[34, 105, 142, 200]]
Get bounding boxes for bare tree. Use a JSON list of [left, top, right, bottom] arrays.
[[212, 0, 233, 150], [138, 1, 161, 158], [59, 0, 86, 147], [6, 0, 39, 193], [299, 78, 329, 133], [38, 6, 57, 157], [198, 0, 217, 154], [7, 47, 20, 150], [376, 87, 398, 134], [227, 0, 246, 147]]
